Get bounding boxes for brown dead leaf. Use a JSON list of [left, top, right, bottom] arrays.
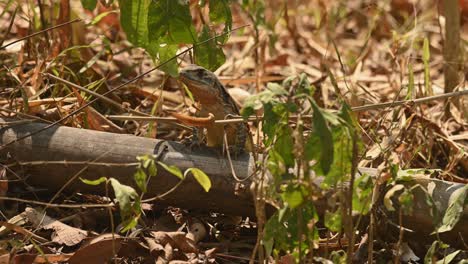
[[68, 233, 122, 264], [264, 53, 289, 68], [23, 207, 88, 246], [151, 231, 198, 254], [83, 105, 125, 133], [145, 237, 165, 258], [70, 86, 124, 133], [0, 221, 48, 243]]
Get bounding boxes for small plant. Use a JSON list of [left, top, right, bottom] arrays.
[[81, 155, 210, 232], [85, 0, 233, 75], [242, 74, 369, 261]]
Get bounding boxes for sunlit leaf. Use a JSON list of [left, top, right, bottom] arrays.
[[436, 184, 468, 233], [209, 0, 232, 43], [158, 161, 184, 179], [435, 250, 460, 264], [187, 168, 211, 192], [324, 209, 342, 232], [134, 168, 147, 192], [281, 185, 304, 209], [109, 178, 138, 220], [80, 177, 107, 185], [384, 184, 405, 211], [147, 0, 196, 44], [158, 44, 179, 77], [118, 0, 150, 47]]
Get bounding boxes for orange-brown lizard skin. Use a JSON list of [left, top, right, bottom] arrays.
[[178, 65, 250, 153]]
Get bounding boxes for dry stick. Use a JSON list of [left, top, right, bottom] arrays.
[[351, 88, 468, 112], [44, 74, 183, 124], [7, 160, 138, 167], [0, 18, 81, 50], [0, 197, 113, 208], [0, 24, 250, 150], [106, 89, 468, 124], [0, 7, 18, 48], [45, 73, 151, 117], [442, 0, 461, 111]]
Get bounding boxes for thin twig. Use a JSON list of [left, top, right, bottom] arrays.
[[105, 88, 468, 124], [0, 18, 81, 50], [0, 25, 249, 150], [45, 73, 150, 117], [0, 7, 18, 48], [0, 197, 114, 208], [351, 88, 468, 112]]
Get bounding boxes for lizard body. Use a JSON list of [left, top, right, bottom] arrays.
[[178, 65, 250, 153]]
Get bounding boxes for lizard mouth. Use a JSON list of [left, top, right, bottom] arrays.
[[179, 74, 219, 103]]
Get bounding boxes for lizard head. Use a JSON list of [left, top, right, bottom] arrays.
[[179, 65, 223, 104]]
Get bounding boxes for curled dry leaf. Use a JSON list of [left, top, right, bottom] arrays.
[[23, 207, 88, 246], [151, 231, 199, 254]]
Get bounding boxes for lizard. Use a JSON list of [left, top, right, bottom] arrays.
[[176, 64, 251, 154]]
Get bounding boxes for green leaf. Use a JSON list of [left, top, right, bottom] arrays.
[[406, 62, 414, 100], [436, 184, 468, 233], [305, 133, 321, 162], [80, 177, 107, 185], [118, 0, 150, 47], [297, 73, 314, 95], [134, 168, 147, 193], [120, 216, 139, 233], [148, 160, 157, 177], [281, 185, 305, 209], [158, 161, 184, 179], [324, 209, 342, 232], [147, 0, 196, 44], [274, 128, 294, 167], [352, 173, 372, 215], [109, 178, 138, 219], [267, 149, 286, 183], [311, 100, 333, 174], [261, 103, 280, 140], [81, 0, 97, 11], [263, 206, 319, 256], [187, 168, 211, 192], [398, 188, 414, 215], [435, 250, 460, 264], [209, 0, 232, 43], [422, 37, 430, 61], [422, 37, 432, 95], [384, 184, 405, 211], [194, 25, 226, 71], [424, 241, 441, 264], [267, 82, 288, 96], [158, 44, 179, 77]]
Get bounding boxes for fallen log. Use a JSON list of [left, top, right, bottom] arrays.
[[0, 117, 257, 216], [0, 117, 466, 241]]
